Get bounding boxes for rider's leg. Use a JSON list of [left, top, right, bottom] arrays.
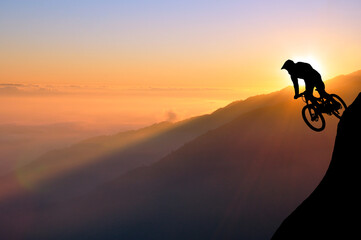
[[317, 86, 341, 111], [304, 84, 316, 104], [304, 85, 319, 120], [315, 82, 328, 99], [314, 74, 328, 99]]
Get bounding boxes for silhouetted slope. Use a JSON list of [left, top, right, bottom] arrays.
[[5, 71, 359, 202], [4, 87, 292, 200], [272, 92, 361, 239], [7, 70, 360, 201], [14, 94, 350, 240], [0, 72, 359, 239]]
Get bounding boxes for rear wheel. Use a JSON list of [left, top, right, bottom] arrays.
[[302, 105, 325, 132], [329, 94, 347, 119]]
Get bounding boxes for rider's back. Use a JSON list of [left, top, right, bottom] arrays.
[[293, 62, 324, 90], [293, 62, 319, 79]]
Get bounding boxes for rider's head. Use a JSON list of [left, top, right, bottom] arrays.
[[281, 59, 295, 72]]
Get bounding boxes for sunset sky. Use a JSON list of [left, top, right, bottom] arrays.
[[1, 0, 361, 127]]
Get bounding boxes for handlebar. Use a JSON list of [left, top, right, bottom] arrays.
[[298, 92, 324, 104], [294, 92, 307, 102]]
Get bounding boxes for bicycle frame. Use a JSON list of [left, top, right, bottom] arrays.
[[301, 95, 324, 113], [298, 92, 346, 131], [301, 94, 333, 115]]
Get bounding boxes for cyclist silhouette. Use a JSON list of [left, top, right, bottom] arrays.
[[281, 59, 347, 131], [281, 59, 328, 102]]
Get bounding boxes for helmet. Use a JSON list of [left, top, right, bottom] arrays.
[[281, 59, 295, 70]]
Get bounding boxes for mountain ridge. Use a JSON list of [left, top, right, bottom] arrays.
[[5, 85, 293, 200], [0, 71, 360, 239]]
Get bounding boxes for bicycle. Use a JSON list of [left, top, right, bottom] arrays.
[[299, 92, 347, 132]]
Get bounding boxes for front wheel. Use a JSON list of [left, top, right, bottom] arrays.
[[329, 94, 347, 119], [302, 105, 326, 132]]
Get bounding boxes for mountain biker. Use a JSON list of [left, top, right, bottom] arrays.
[[281, 59, 328, 102]]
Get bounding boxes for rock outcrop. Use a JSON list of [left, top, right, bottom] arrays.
[[272, 93, 361, 239]]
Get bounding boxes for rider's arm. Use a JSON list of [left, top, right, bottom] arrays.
[[291, 75, 300, 99]]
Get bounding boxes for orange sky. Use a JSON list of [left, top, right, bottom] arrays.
[[1, 1, 361, 128]]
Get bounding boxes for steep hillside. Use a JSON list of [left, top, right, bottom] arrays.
[[272, 93, 361, 239], [39, 70, 361, 198], [0, 71, 359, 239], [4, 70, 360, 201], [1, 85, 292, 201]]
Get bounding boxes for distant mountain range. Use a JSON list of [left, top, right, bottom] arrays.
[[0, 70, 360, 239], [0, 122, 102, 176], [4, 78, 294, 199]]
